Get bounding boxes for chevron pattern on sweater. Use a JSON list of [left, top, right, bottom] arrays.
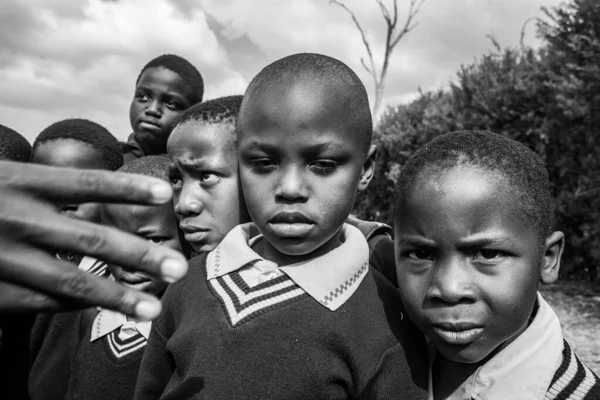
[[545, 340, 600, 400], [208, 270, 307, 327], [105, 330, 147, 360]]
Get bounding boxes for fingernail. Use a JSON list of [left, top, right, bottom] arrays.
[[151, 182, 172, 203], [161, 258, 186, 283], [135, 300, 161, 321]]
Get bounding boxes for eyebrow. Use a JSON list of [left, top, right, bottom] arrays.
[[136, 86, 188, 101], [456, 234, 514, 248], [240, 141, 351, 154], [395, 233, 514, 248], [395, 236, 437, 248], [176, 158, 212, 170]]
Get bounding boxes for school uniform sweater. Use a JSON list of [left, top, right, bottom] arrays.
[[28, 257, 111, 400], [135, 223, 428, 400], [64, 308, 151, 400], [427, 294, 599, 400], [30, 307, 151, 400]]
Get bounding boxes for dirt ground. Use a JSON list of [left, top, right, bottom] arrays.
[[540, 281, 600, 374]]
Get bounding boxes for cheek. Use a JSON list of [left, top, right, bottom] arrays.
[[165, 238, 183, 254]]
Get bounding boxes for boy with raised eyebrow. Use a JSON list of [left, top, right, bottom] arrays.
[[135, 53, 427, 399], [393, 130, 599, 399]]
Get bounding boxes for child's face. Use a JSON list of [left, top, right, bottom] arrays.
[[168, 120, 247, 253], [238, 79, 374, 266], [394, 165, 561, 364], [129, 67, 193, 154], [104, 201, 182, 295], [32, 139, 106, 223]]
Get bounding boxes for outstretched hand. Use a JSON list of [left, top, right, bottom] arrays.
[[0, 161, 188, 320]]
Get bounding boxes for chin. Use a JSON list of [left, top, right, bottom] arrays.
[[434, 341, 492, 364], [191, 242, 218, 254]]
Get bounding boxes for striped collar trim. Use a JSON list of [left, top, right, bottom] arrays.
[[206, 223, 370, 311]]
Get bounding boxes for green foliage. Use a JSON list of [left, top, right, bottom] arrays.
[[354, 0, 600, 281]]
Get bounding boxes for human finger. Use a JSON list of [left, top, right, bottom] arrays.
[[0, 161, 173, 205], [0, 239, 163, 320], [5, 210, 187, 283]]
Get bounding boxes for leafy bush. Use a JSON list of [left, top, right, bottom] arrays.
[[354, 0, 600, 281]]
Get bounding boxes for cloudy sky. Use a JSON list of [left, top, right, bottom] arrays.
[[0, 0, 562, 142]]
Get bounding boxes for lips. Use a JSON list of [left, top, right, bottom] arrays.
[[119, 273, 150, 285], [180, 224, 210, 244], [430, 321, 484, 345], [138, 119, 161, 131], [268, 212, 315, 237]]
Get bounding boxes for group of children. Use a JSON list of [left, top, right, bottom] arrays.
[[0, 51, 598, 400]]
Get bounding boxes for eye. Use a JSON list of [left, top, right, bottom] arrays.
[[135, 92, 149, 102], [148, 237, 167, 245], [200, 172, 220, 186], [475, 249, 501, 260], [248, 158, 276, 173], [169, 174, 182, 188], [407, 250, 433, 260], [164, 100, 181, 110], [310, 160, 338, 175]]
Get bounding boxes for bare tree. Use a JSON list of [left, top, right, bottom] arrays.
[[330, 0, 426, 122]]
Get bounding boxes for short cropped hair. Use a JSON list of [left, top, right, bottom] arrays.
[[33, 118, 123, 171], [395, 130, 554, 238], [0, 124, 31, 162], [118, 155, 170, 182], [176, 95, 243, 128], [137, 54, 204, 105], [241, 53, 372, 153]]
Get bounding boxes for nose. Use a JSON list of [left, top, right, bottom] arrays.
[[275, 165, 308, 202], [145, 99, 161, 117], [174, 181, 204, 217], [427, 256, 477, 305]]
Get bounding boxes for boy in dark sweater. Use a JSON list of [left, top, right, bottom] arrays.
[[123, 54, 204, 164], [135, 53, 428, 399], [29, 156, 183, 400], [393, 131, 599, 399]]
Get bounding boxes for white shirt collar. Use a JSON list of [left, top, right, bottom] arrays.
[[429, 292, 564, 400], [90, 308, 152, 341], [206, 223, 370, 311]]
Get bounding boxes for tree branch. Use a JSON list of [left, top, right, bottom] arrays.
[[330, 0, 378, 82], [390, 0, 425, 48], [520, 17, 535, 48]]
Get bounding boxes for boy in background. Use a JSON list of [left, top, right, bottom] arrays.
[[167, 95, 249, 255], [135, 53, 427, 399], [393, 130, 599, 399], [29, 156, 182, 400], [124, 54, 204, 164], [31, 118, 123, 226], [0, 124, 31, 162]]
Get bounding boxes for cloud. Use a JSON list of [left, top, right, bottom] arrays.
[[0, 0, 245, 141], [0, 0, 563, 142]]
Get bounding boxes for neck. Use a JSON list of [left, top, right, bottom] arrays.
[[253, 228, 344, 267]]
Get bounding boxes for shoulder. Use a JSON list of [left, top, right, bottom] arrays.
[[345, 216, 398, 286], [545, 339, 600, 399], [157, 253, 208, 329]]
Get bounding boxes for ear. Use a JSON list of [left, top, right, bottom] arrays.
[[540, 231, 565, 284], [358, 145, 377, 192]]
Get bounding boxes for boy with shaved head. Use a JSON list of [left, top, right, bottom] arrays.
[[135, 53, 427, 399]]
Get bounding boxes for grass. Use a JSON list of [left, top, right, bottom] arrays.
[[539, 280, 600, 374]]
